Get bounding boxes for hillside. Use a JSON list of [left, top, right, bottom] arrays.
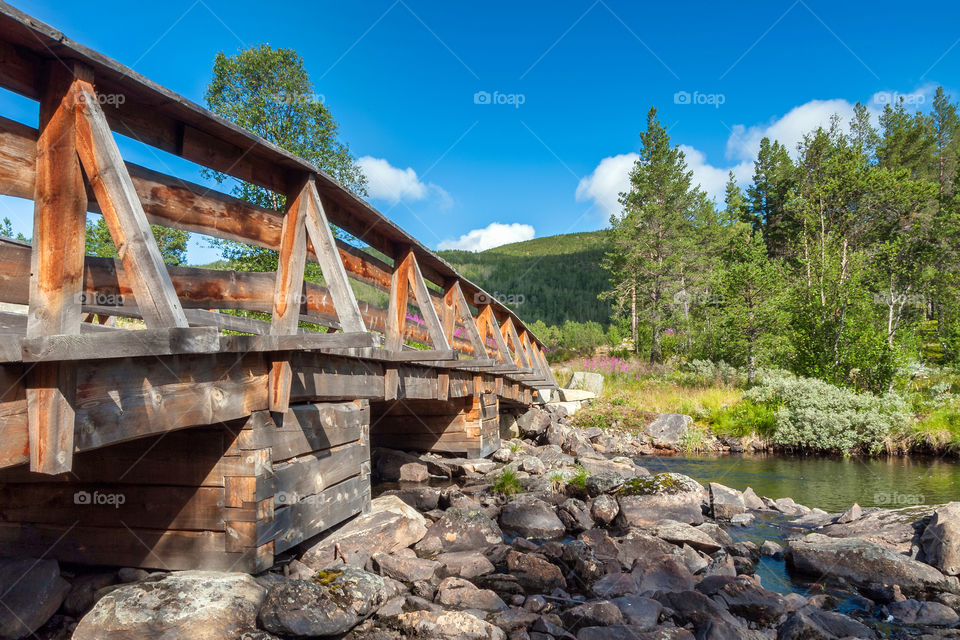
[[438, 230, 611, 326]]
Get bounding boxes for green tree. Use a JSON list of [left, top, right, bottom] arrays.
[[204, 44, 366, 271], [85, 217, 189, 266], [603, 107, 707, 363], [746, 137, 795, 256]]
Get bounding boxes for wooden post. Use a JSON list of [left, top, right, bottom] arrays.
[[268, 179, 310, 412], [406, 250, 449, 352], [25, 61, 88, 474], [449, 281, 488, 360], [477, 303, 511, 365], [74, 82, 187, 329]]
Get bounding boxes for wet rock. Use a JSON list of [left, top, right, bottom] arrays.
[[643, 414, 694, 448], [741, 487, 766, 511], [560, 601, 624, 631], [761, 540, 784, 559], [394, 610, 506, 640], [609, 595, 662, 628], [258, 567, 385, 638], [836, 502, 862, 524], [776, 607, 876, 640], [435, 551, 495, 579], [786, 533, 957, 600], [500, 496, 566, 540], [415, 507, 504, 557], [559, 498, 595, 533], [714, 577, 787, 625], [373, 553, 440, 583], [651, 519, 722, 554], [590, 494, 619, 525], [887, 598, 959, 626], [302, 495, 428, 568], [506, 550, 566, 592], [0, 558, 70, 640], [921, 502, 960, 576], [585, 472, 625, 497], [435, 577, 507, 612], [74, 571, 264, 640], [709, 483, 745, 520], [517, 407, 552, 437]]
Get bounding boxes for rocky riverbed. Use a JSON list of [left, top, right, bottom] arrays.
[[3, 403, 960, 639]]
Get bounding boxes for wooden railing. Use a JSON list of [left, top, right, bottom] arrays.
[[0, 2, 555, 475]]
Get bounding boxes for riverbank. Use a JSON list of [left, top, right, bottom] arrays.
[[563, 358, 960, 457], [6, 405, 960, 639]]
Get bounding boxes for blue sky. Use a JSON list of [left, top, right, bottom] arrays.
[[1, 0, 958, 263]]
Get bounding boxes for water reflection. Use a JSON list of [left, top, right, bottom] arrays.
[[635, 454, 959, 512]]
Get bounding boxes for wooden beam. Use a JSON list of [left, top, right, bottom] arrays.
[[25, 61, 88, 474], [404, 249, 450, 352], [477, 303, 512, 366], [303, 178, 366, 334], [21, 327, 220, 362], [268, 179, 310, 412], [73, 82, 188, 329], [385, 251, 412, 352], [450, 281, 488, 360]]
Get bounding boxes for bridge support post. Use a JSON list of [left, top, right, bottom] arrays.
[[370, 394, 500, 459]]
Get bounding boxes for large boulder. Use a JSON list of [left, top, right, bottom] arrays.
[[713, 578, 787, 626], [302, 495, 427, 569], [414, 508, 504, 557], [372, 448, 429, 482], [643, 414, 693, 448], [709, 483, 745, 520], [258, 567, 386, 637], [516, 407, 551, 437], [786, 533, 958, 599], [435, 577, 507, 612], [0, 558, 69, 640], [394, 610, 505, 640], [567, 371, 603, 395], [887, 598, 959, 626], [372, 553, 440, 583], [921, 502, 960, 576], [777, 607, 876, 640], [650, 519, 721, 553], [617, 474, 705, 528], [506, 550, 566, 592], [818, 504, 927, 555], [500, 496, 566, 540], [73, 571, 264, 640]]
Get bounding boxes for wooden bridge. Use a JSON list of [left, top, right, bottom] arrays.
[[0, 3, 555, 572]]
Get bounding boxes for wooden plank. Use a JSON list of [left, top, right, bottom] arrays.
[[405, 249, 450, 351], [271, 474, 369, 554], [73, 82, 188, 329], [273, 440, 367, 501], [21, 327, 220, 361], [450, 281, 489, 359], [25, 61, 88, 475], [477, 303, 513, 366], [269, 179, 310, 412], [385, 250, 412, 352], [303, 178, 366, 333], [219, 331, 378, 353], [253, 402, 369, 462]]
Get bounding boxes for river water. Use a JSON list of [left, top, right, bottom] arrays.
[[635, 453, 960, 513]]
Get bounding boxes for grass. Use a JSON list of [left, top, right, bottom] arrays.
[[911, 404, 960, 452], [491, 469, 523, 498], [568, 465, 588, 490]]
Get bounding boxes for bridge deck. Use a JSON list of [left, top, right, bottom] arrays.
[[0, 2, 555, 572]]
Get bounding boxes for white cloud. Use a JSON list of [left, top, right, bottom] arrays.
[[438, 222, 535, 252], [357, 156, 450, 206], [575, 153, 638, 218], [679, 145, 752, 203]]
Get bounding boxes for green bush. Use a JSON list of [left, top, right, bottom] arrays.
[[710, 398, 778, 438], [745, 369, 911, 454], [491, 469, 523, 497]]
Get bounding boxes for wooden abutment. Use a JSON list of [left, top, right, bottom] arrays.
[[0, 3, 556, 572]]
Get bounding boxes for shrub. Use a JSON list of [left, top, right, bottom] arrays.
[[745, 369, 911, 454], [491, 468, 523, 497], [709, 398, 778, 438]]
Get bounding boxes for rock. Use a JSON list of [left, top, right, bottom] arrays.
[[617, 494, 703, 528], [921, 502, 960, 576], [73, 571, 263, 640], [616, 532, 681, 570], [836, 502, 862, 524], [506, 550, 566, 592], [258, 567, 385, 637], [517, 407, 552, 437], [590, 494, 619, 525], [435, 551, 495, 579], [373, 448, 431, 482], [594, 555, 694, 597], [701, 553, 737, 578], [714, 578, 787, 625], [610, 595, 662, 628], [435, 577, 507, 612], [777, 607, 876, 640], [643, 414, 693, 447], [577, 456, 639, 479], [559, 499, 595, 533], [520, 456, 546, 475], [585, 473, 625, 497], [681, 544, 709, 574], [543, 423, 567, 448], [567, 371, 604, 395], [729, 513, 754, 526], [395, 610, 506, 640], [500, 413, 521, 439], [709, 483, 745, 520], [887, 598, 959, 626], [741, 487, 766, 511], [760, 540, 784, 559], [786, 533, 958, 599], [817, 504, 924, 555], [302, 496, 427, 568], [696, 523, 734, 548], [381, 486, 441, 512], [651, 519, 721, 553], [373, 553, 440, 583], [0, 558, 69, 640], [500, 496, 566, 540], [63, 571, 116, 616], [415, 507, 504, 557], [116, 567, 149, 583], [559, 388, 597, 402], [561, 601, 623, 631], [578, 627, 694, 640], [651, 589, 740, 629]]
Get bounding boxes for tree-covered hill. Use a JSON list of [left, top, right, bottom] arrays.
[[438, 230, 612, 326]]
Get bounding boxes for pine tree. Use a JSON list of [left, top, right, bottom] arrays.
[[747, 138, 795, 257]]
